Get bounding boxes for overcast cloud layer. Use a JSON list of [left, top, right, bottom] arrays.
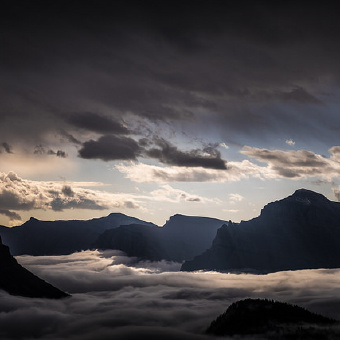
[[2, 1, 340, 148], [2, 4, 340, 338], [0, 250, 338, 339], [2, 1, 340, 225]]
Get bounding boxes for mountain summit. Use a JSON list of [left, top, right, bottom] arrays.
[[94, 215, 226, 262], [181, 189, 340, 273], [292, 188, 329, 200], [0, 213, 156, 256]]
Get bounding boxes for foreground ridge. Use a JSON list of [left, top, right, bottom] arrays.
[[206, 298, 338, 337], [0, 236, 69, 298]]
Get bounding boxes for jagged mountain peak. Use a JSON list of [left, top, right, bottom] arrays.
[[19, 217, 41, 227]]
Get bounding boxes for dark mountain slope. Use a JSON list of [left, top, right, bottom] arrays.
[[206, 298, 338, 338], [0, 213, 156, 255], [0, 236, 69, 298], [161, 215, 227, 260], [182, 189, 340, 272], [95, 224, 164, 260], [94, 215, 226, 262]]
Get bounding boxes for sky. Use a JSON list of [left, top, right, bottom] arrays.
[[0, 250, 338, 339], [2, 1, 340, 226]]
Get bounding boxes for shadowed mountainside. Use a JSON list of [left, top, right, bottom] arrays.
[[206, 298, 338, 338], [0, 213, 156, 255], [94, 215, 227, 262], [0, 236, 69, 298], [182, 189, 340, 273]]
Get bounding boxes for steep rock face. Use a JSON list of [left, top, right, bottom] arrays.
[[94, 215, 226, 262], [0, 213, 156, 256], [0, 236, 69, 298], [206, 299, 337, 337], [161, 215, 227, 260], [182, 189, 340, 272], [94, 224, 164, 260]]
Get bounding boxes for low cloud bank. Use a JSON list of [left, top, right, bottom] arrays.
[[0, 251, 339, 339]]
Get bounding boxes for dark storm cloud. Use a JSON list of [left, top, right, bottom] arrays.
[[0, 209, 21, 222], [34, 146, 67, 158], [0, 190, 35, 211], [1, 250, 339, 340], [61, 185, 74, 197], [50, 197, 107, 212], [78, 133, 227, 169], [2, 143, 12, 154], [145, 138, 227, 169], [47, 150, 67, 158], [66, 112, 129, 134], [33, 145, 45, 155], [2, 1, 340, 147], [60, 130, 81, 145], [78, 135, 141, 161]]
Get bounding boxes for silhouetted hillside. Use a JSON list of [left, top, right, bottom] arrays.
[[94, 215, 226, 262], [182, 189, 340, 272], [94, 224, 164, 260], [0, 213, 156, 255], [0, 236, 69, 298], [206, 298, 338, 338]]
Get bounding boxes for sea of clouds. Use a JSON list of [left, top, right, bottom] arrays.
[[1, 250, 340, 339]]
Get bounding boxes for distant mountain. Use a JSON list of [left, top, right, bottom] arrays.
[[206, 298, 338, 338], [0, 236, 68, 298], [94, 215, 226, 262], [94, 224, 164, 260], [0, 213, 156, 255], [182, 189, 340, 272]]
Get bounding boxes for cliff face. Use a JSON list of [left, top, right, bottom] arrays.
[[0, 236, 69, 298], [0, 213, 156, 256], [181, 189, 340, 273], [94, 215, 226, 262], [94, 224, 165, 260]]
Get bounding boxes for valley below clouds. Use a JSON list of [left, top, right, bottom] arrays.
[[1, 250, 339, 339]]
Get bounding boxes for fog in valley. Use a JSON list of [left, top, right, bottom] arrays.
[[0, 250, 339, 339]]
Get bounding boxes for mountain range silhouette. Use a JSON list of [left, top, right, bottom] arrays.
[[1, 189, 340, 275], [181, 189, 340, 273]]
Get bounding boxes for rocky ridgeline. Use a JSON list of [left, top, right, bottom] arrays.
[[181, 189, 340, 273]]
